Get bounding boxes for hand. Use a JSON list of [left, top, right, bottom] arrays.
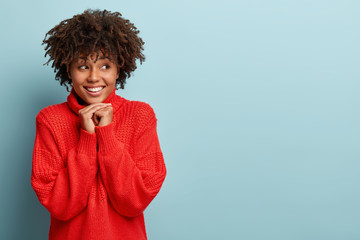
[[93, 105, 113, 127], [78, 103, 112, 133]]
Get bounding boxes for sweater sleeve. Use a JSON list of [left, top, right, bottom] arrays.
[[31, 112, 98, 221], [95, 105, 166, 217]]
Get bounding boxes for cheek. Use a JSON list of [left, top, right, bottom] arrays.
[[106, 72, 118, 85], [71, 71, 85, 82]]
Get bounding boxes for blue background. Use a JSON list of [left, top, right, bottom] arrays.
[[1, 0, 359, 239]]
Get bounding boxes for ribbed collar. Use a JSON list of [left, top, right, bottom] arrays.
[[67, 88, 125, 115]]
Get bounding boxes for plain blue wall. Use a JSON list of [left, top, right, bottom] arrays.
[[1, 0, 359, 239]]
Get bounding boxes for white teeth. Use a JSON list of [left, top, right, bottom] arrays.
[[86, 87, 104, 92]]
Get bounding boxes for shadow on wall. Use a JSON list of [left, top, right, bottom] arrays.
[[4, 76, 68, 240]]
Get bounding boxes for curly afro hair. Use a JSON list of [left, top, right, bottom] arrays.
[[43, 9, 145, 91]]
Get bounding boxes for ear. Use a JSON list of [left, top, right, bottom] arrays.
[[116, 68, 120, 79], [67, 64, 72, 79]]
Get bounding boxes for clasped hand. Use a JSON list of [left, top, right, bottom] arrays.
[[78, 103, 113, 133]]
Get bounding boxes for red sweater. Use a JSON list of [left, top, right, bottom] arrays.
[[31, 88, 166, 240]]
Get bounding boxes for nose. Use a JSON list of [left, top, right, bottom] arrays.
[[87, 68, 100, 82]]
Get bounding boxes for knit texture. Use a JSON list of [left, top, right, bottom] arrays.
[[31, 88, 166, 240]]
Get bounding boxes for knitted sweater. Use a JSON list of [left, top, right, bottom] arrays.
[[31, 88, 166, 240]]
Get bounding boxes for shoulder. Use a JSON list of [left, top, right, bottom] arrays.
[[120, 99, 157, 125], [36, 102, 70, 126], [132, 100, 156, 118], [121, 98, 156, 117]]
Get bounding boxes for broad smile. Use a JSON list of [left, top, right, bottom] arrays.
[[84, 86, 105, 96]]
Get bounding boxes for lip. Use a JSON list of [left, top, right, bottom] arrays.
[[84, 85, 105, 89], [83, 86, 105, 97]]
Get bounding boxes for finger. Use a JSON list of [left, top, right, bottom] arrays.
[[81, 103, 111, 113], [79, 103, 112, 115], [79, 106, 108, 117], [92, 114, 99, 125], [95, 106, 113, 112], [94, 106, 113, 117], [80, 103, 111, 111]]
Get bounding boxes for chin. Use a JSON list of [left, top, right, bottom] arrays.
[[85, 97, 106, 104]]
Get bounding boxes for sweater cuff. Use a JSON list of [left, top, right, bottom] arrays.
[[95, 122, 124, 154], [77, 128, 97, 158]]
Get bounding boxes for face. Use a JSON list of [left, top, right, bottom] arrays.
[[68, 53, 119, 104]]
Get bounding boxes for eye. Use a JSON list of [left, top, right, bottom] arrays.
[[78, 65, 88, 70], [101, 65, 110, 70]]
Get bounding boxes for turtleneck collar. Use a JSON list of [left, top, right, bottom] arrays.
[[67, 88, 124, 115]]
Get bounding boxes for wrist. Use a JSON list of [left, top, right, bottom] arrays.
[[81, 126, 95, 134], [95, 122, 123, 153], [78, 128, 97, 157], [98, 119, 112, 127]]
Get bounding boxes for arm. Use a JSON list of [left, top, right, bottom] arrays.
[[96, 106, 166, 217], [31, 113, 98, 221]]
